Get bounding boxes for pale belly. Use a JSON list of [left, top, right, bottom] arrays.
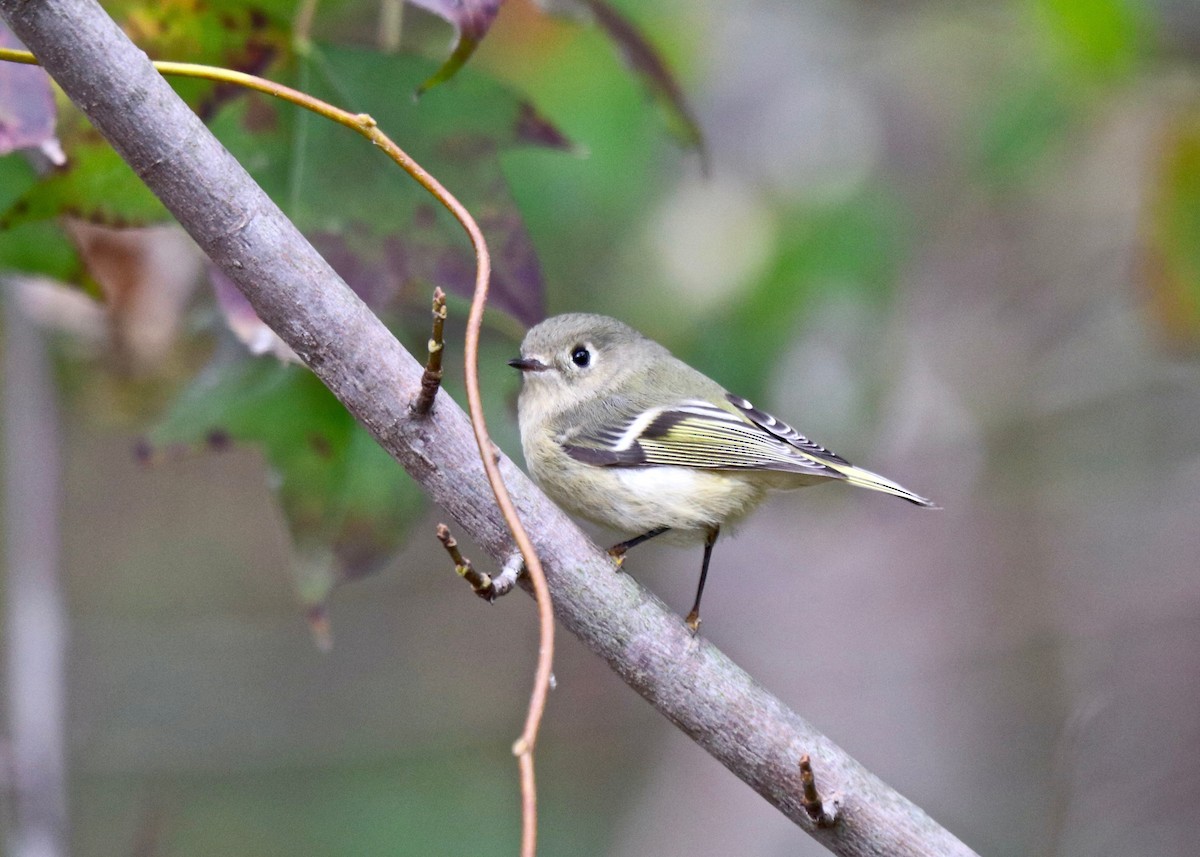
[[542, 462, 768, 537], [521, 415, 784, 536]]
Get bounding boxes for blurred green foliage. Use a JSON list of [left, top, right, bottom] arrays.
[[971, 0, 1152, 186], [151, 358, 427, 609], [0, 150, 81, 277], [1035, 0, 1149, 80], [3, 129, 169, 227], [5, 0, 1200, 855], [1145, 113, 1200, 349], [690, 189, 903, 401]]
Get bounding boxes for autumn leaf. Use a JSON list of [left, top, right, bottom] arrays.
[[208, 46, 569, 328], [406, 0, 705, 158], [1142, 112, 1200, 352], [0, 22, 61, 161], [407, 0, 503, 95]]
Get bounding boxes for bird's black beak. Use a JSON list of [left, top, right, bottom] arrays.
[[508, 357, 548, 373]]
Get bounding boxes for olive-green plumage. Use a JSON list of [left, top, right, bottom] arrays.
[[510, 313, 935, 629]]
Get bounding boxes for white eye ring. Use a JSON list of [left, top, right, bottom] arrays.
[[570, 345, 592, 368]]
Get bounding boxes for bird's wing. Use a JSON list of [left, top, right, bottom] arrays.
[[560, 395, 842, 477], [728, 393, 937, 507], [723, 394, 852, 465]]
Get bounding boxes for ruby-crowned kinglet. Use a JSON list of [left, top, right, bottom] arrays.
[[509, 313, 935, 630]]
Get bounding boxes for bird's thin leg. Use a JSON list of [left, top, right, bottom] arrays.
[[607, 526, 670, 568], [684, 525, 720, 632]]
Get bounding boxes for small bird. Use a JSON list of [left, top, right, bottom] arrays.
[[509, 313, 935, 630]]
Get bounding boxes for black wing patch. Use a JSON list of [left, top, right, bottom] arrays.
[[724, 394, 851, 465], [560, 443, 646, 466]]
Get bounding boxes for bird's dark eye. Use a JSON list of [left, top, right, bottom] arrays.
[[570, 345, 591, 368]]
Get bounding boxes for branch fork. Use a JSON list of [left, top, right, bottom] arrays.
[[437, 523, 522, 602]]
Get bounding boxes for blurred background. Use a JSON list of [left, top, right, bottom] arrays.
[[3, 0, 1200, 854]]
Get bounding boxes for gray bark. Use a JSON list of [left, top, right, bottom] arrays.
[[0, 2, 980, 854]]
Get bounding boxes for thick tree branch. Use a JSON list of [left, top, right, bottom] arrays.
[[0, 3, 979, 854]]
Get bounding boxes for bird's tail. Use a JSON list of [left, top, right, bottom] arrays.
[[822, 460, 939, 508]]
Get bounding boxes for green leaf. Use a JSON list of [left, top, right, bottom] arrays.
[[106, 0, 294, 111], [1034, 0, 1150, 82], [209, 46, 568, 325], [2, 0, 294, 229], [0, 151, 37, 208], [0, 155, 82, 280], [577, 0, 705, 160], [151, 357, 427, 618], [0, 220, 81, 281], [1, 127, 169, 228]]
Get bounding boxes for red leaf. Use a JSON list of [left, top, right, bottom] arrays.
[[407, 0, 506, 94]]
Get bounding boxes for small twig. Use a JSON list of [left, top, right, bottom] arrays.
[[437, 524, 521, 601], [437, 523, 497, 601], [490, 553, 522, 599], [412, 287, 447, 417], [799, 753, 840, 829]]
